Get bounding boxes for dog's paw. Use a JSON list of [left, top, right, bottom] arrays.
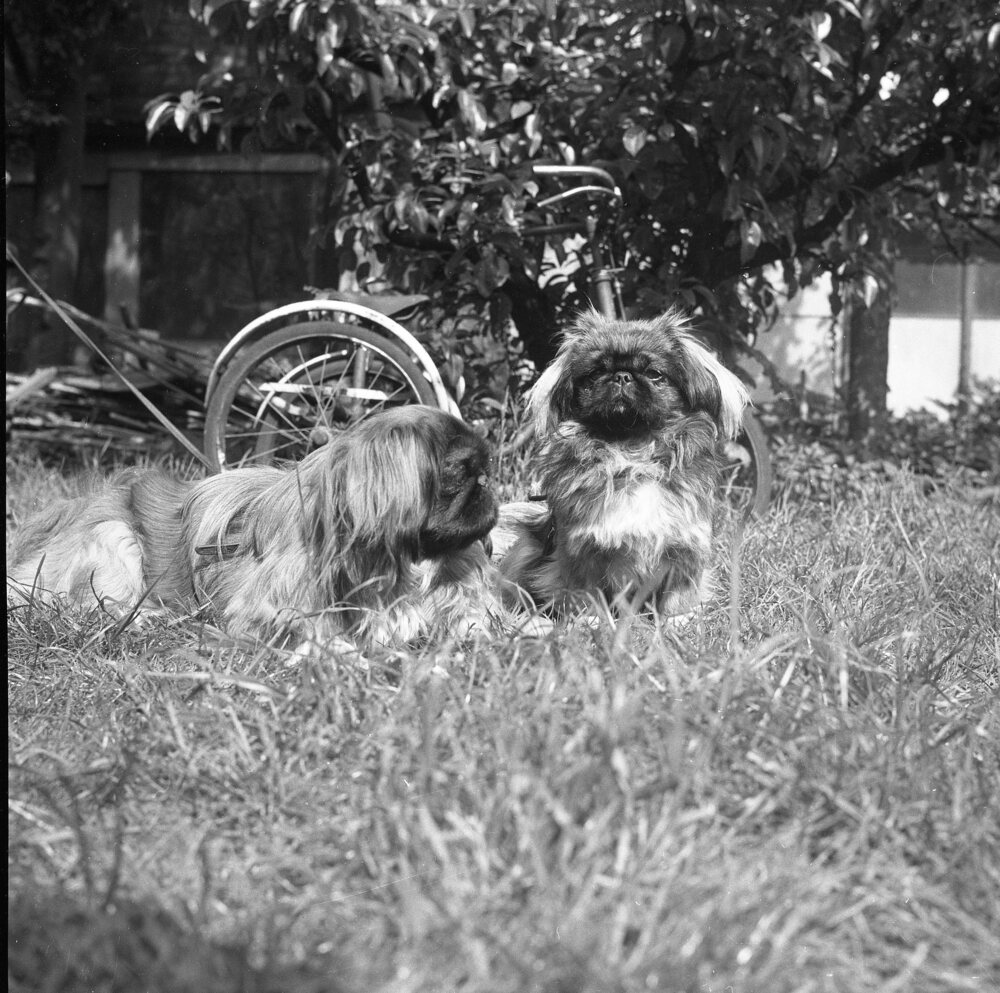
[[513, 613, 557, 637], [660, 608, 699, 630], [286, 635, 369, 669]]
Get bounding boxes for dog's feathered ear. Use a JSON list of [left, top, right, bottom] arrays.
[[526, 352, 574, 436], [671, 331, 750, 440], [317, 418, 432, 561]]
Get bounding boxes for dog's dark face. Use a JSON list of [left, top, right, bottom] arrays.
[[418, 420, 498, 557], [310, 405, 498, 566], [566, 338, 690, 438], [529, 311, 749, 443]]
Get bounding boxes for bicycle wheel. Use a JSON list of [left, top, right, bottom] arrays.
[[720, 409, 773, 520], [204, 321, 440, 471]]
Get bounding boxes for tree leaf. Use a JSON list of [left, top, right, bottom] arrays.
[[623, 125, 648, 157], [817, 134, 838, 170], [174, 103, 191, 133], [811, 11, 832, 41], [457, 8, 476, 38], [659, 23, 686, 65], [750, 128, 767, 171], [145, 98, 176, 138], [740, 219, 763, 263], [198, 0, 240, 25], [289, 2, 310, 35], [457, 89, 487, 136]]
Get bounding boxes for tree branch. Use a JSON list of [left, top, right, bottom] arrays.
[[713, 126, 999, 283]]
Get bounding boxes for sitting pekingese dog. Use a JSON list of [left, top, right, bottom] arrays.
[[494, 309, 750, 618], [7, 406, 502, 650]]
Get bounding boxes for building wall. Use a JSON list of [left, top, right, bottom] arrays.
[[751, 275, 838, 404], [886, 316, 1000, 413], [755, 259, 1000, 415]]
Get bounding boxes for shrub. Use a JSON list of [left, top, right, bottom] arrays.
[[766, 380, 1000, 504]]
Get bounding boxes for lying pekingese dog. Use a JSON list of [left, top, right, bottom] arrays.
[[494, 309, 750, 617], [7, 406, 501, 649]]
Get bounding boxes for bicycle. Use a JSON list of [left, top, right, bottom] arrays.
[[201, 292, 458, 471], [201, 164, 772, 517], [521, 163, 773, 518]]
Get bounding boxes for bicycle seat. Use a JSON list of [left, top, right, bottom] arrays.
[[314, 289, 429, 318]]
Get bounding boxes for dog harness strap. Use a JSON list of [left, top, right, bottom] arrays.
[[195, 542, 240, 560]]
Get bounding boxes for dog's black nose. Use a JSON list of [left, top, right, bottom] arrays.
[[613, 371, 633, 387]]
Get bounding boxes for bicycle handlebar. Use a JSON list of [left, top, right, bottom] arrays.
[[521, 164, 623, 245], [531, 164, 622, 212], [531, 164, 618, 190], [536, 185, 621, 211]]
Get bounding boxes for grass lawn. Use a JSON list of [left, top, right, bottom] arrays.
[[7, 442, 999, 993]]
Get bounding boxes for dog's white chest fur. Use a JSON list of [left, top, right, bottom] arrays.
[[556, 452, 711, 557], [534, 443, 715, 610], [578, 478, 689, 549]]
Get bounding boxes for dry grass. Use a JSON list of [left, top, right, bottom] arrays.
[[7, 443, 1000, 993]]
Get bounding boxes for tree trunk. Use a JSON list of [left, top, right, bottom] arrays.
[[845, 277, 891, 443], [26, 57, 88, 368]]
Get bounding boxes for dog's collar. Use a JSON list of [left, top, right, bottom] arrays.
[[526, 493, 557, 554], [195, 541, 240, 560]]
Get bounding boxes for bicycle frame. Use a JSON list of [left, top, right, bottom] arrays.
[[205, 299, 459, 417], [586, 218, 625, 322], [528, 164, 625, 323]]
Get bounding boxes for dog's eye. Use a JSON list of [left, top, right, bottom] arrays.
[[646, 369, 664, 381], [467, 456, 491, 482]]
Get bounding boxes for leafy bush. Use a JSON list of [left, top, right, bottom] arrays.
[[767, 380, 1000, 504], [877, 384, 1000, 481]]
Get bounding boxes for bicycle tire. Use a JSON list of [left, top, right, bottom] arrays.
[[204, 320, 440, 471], [720, 409, 773, 520]]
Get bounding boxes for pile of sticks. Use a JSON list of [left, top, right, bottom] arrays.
[[6, 293, 215, 459]]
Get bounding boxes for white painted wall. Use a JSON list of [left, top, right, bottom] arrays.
[[753, 263, 1000, 416], [750, 274, 838, 404], [970, 319, 1000, 384]]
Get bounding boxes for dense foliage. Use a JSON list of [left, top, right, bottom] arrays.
[[149, 0, 1000, 383]]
